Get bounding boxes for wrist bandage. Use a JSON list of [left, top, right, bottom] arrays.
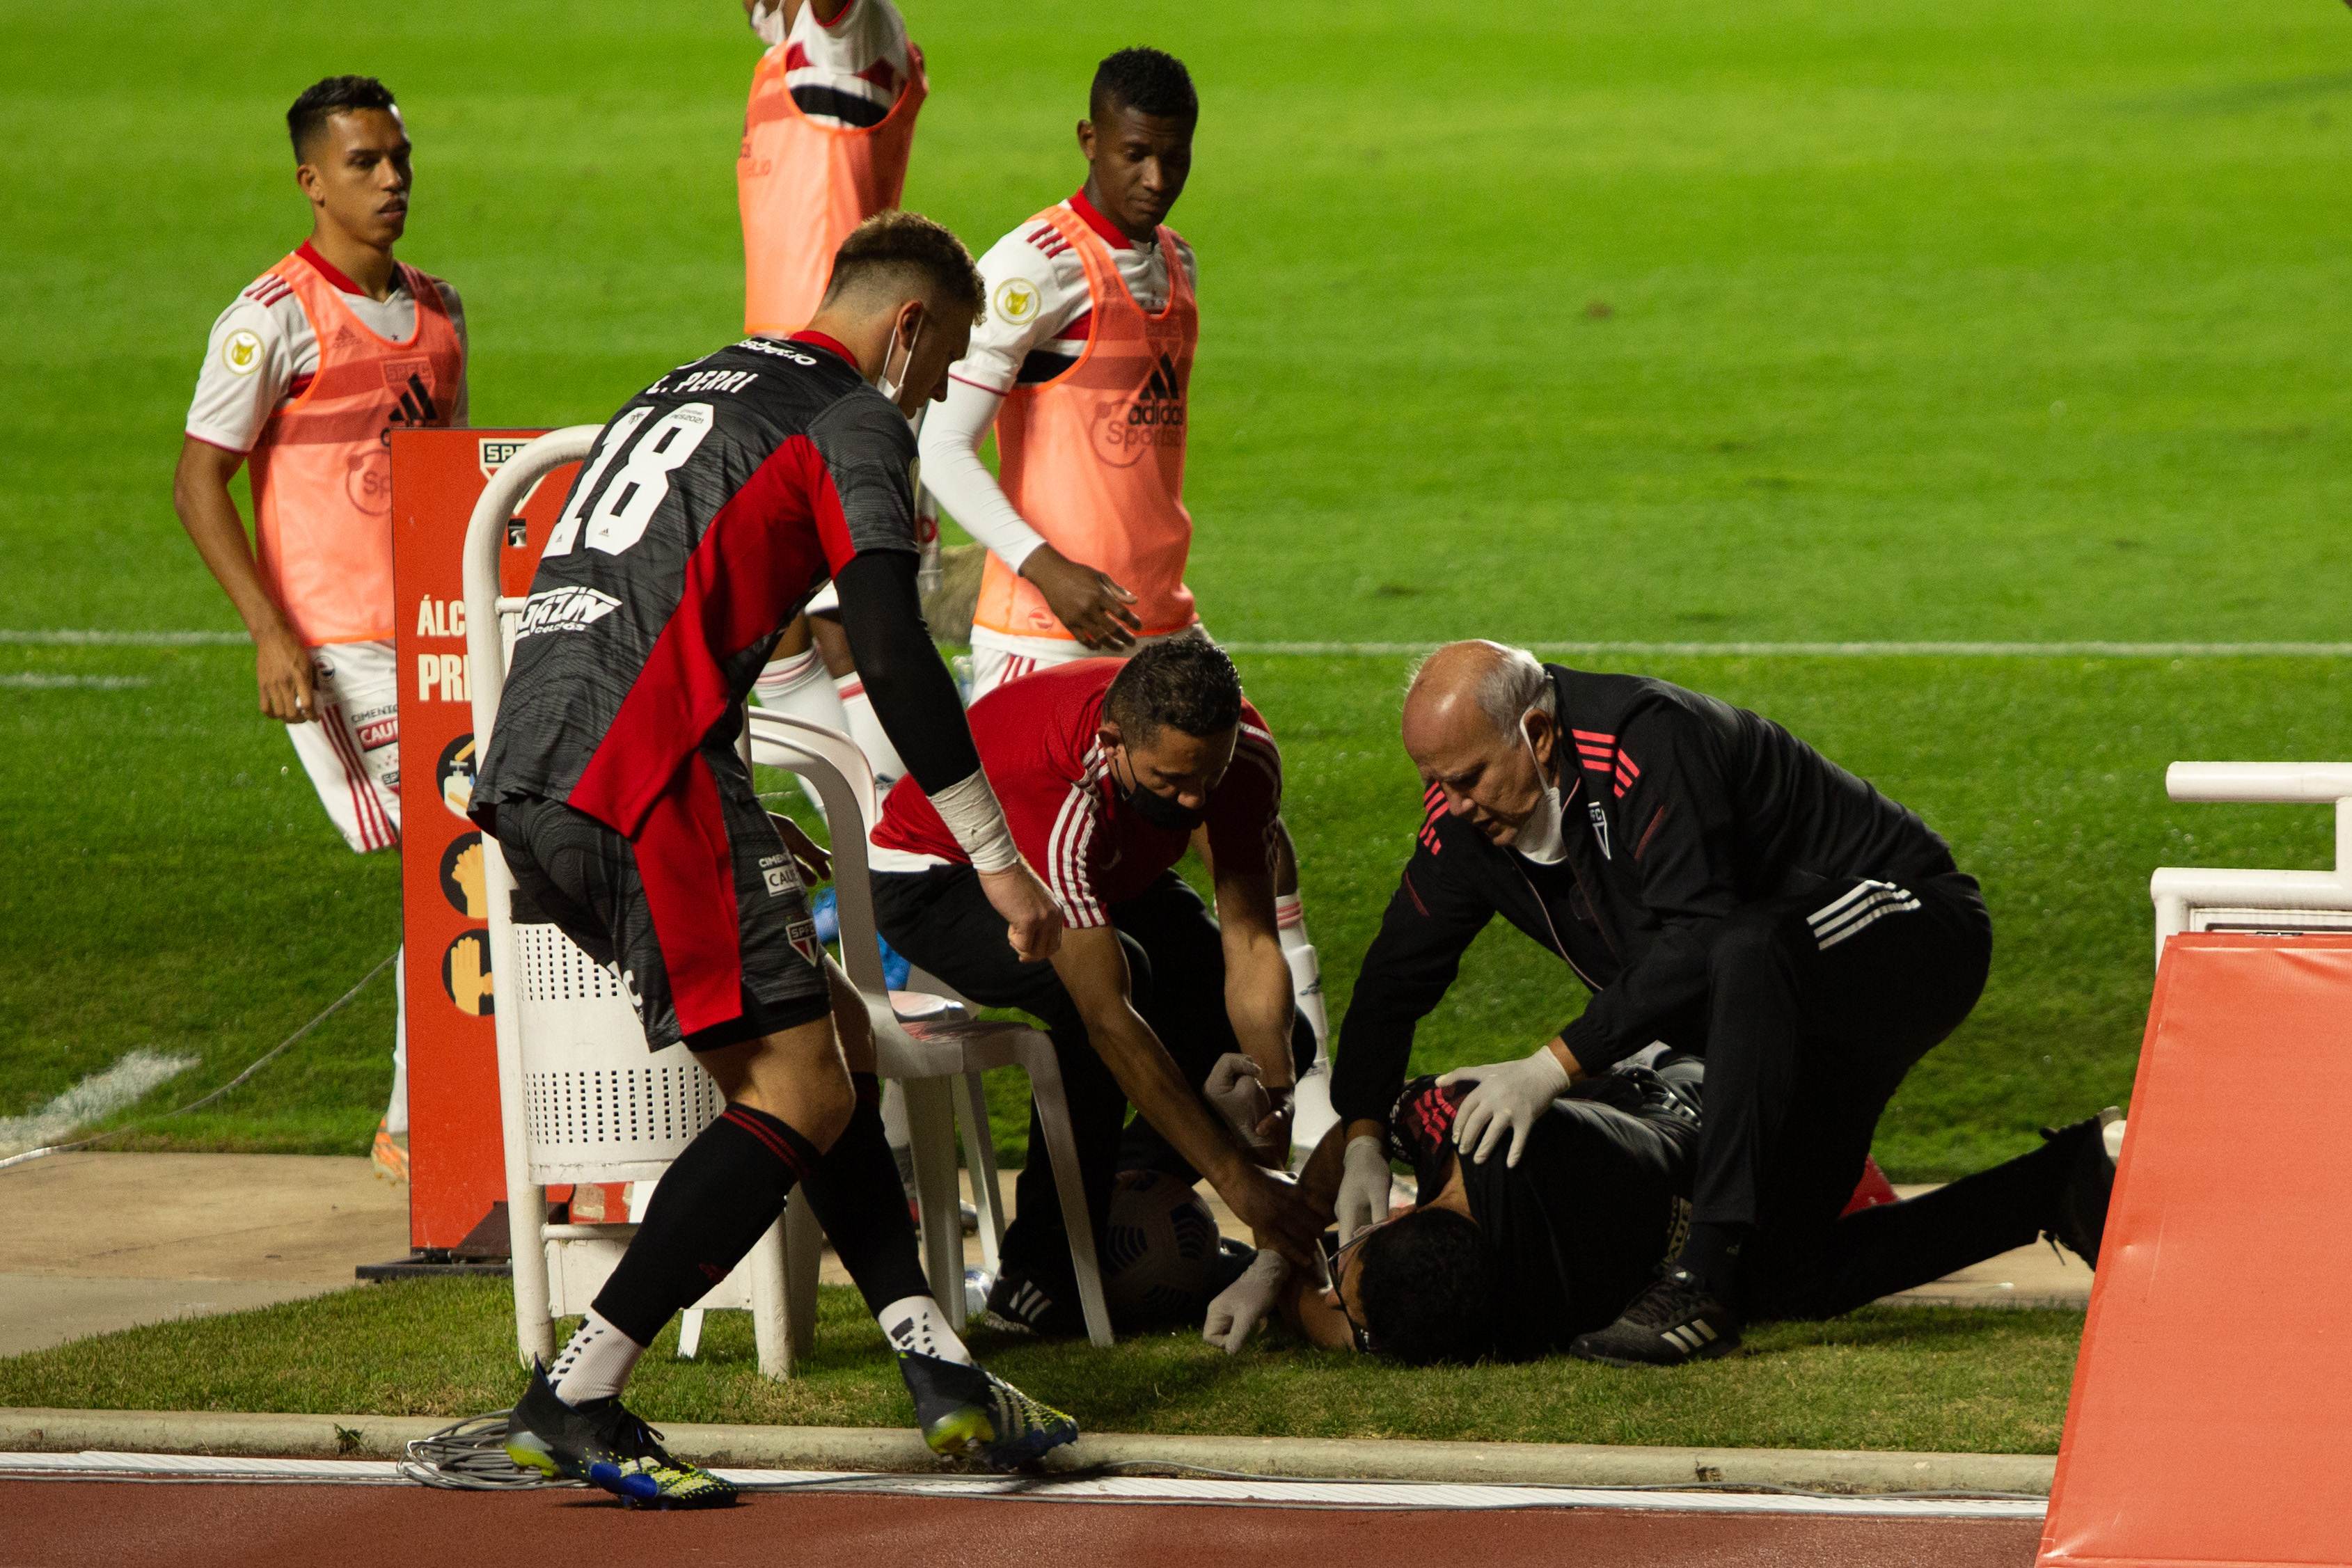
[[931, 770, 1020, 873]]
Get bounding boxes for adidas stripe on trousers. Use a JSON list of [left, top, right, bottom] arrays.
[[1685, 868, 1992, 1312]]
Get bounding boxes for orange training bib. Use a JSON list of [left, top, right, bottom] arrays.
[[974, 206, 1199, 644], [247, 253, 463, 646], [738, 42, 927, 338]]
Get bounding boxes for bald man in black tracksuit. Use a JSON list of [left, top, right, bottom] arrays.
[[1331, 643, 2113, 1365]]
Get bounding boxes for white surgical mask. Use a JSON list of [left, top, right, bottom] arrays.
[[874, 315, 922, 410], [750, 0, 787, 47], [1513, 714, 1568, 865]]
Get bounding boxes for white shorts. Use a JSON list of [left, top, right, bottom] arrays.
[[968, 624, 1207, 700], [286, 639, 401, 854]]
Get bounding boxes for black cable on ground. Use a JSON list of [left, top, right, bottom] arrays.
[[0, 950, 399, 1175]]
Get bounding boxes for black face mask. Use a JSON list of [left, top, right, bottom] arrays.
[[1117, 760, 1205, 833]]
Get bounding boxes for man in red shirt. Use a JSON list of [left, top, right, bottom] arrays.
[[870, 638, 1323, 1333]]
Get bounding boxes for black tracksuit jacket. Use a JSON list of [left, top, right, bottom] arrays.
[[1328, 665, 1958, 1125]]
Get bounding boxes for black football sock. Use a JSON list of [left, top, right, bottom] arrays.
[[589, 1102, 820, 1346], [795, 1073, 933, 1317], [1674, 1220, 1751, 1304]]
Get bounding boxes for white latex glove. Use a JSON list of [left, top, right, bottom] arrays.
[[1336, 1134, 1393, 1244], [1202, 1248, 1291, 1354], [1438, 1048, 1572, 1168], [1204, 1052, 1272, 1140]]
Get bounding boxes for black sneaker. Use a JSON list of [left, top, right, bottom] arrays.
[[503, 1360, 736, 1508], [1570, 1267, 1743, 1367], [985, 1263, 1089, 1338], [2042, 1109, 2121, 1266], [896, 1349, 1079, 1471]]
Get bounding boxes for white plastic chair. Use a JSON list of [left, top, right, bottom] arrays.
[[462, 425, 812, 1375], [2150, 763, 2352, 964], [748, 708, 1114, 1347]]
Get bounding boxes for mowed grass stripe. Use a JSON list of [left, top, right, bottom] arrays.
[[10, 642, 2344, 1180], [0, 1277, 2083, 1455], [1229, 642, 2352, 658], [16, 631, 2352, 657]]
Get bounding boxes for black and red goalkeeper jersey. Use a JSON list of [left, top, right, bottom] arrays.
[[475, 333, 927, 834], [1384, 1058, 1702, 1358]]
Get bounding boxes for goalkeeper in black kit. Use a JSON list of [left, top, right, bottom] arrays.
[[470, 214, 1075, 1504], [1249, 640, 2120, 1368]]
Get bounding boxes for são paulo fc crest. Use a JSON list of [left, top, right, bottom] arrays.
[[786, 912, 821, 969]]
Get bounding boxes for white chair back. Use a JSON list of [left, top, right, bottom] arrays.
[[747, 710, 890, 996], [463, 426, 792, 1372], [461, 427, 726, 1187], [2151, 762, 2352, 964]]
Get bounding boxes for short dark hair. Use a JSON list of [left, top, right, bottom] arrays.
[[820, 209, 986, 320], [287, 76, 397, 161], [1089, 47, 1197, 125], [1105, 638, 1242, 745], [1353, 1207, 1496, 1365]]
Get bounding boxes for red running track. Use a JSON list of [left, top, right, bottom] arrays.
[[0, 1481, 2037, 1567]]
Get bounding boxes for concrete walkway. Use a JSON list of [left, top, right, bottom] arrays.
[[0, 1153, 407, 1356], [0, 1154, 2089, 1359]]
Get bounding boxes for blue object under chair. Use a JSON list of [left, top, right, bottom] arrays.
[[812, 886, 912, 990]]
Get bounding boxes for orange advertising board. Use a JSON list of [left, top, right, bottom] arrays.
[[390, 429, 576, 1252], [2037, 935, 2352, 1568]]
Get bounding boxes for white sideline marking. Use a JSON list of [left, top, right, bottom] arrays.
[[0, 674, 151, 690], [1223, 640, 2352, 658], [0, 1452, 2048, 1519], [0, 631, 244, 646], [10, 631, 2352, 658], [0, 1051, 197, 1159]]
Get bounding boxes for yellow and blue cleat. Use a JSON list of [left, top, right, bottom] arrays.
[[897, 1349, 1078, 1471], [504, 1360, 736, 1509]]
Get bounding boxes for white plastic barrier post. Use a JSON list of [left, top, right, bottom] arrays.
[[2149, 762, 2352, 966]]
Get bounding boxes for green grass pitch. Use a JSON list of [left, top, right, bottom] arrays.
[[0, 1278, 2084, 1455], [2, 0, 2347, 1182]]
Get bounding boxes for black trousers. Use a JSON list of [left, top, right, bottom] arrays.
[[1682, 869, 2001, 1316], [873, 865, 1311, 1281]]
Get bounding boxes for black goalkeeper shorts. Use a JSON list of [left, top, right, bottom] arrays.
[[489, 782, 830, 1054]]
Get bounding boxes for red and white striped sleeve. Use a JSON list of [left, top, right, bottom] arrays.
[[1035, 743, 1112, 927]]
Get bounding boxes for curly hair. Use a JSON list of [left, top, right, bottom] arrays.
[[1105, 638, 1243, 744], [1090, 47, 1197, 124], [1352, 1207, 1496, 1365]]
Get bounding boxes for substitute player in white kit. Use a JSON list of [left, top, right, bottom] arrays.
[[921, 49, 1339, 1145], [172, 77, 468, 1182]]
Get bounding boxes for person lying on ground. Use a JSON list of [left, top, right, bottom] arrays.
[[1205, 1052, 2118, 1364]]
